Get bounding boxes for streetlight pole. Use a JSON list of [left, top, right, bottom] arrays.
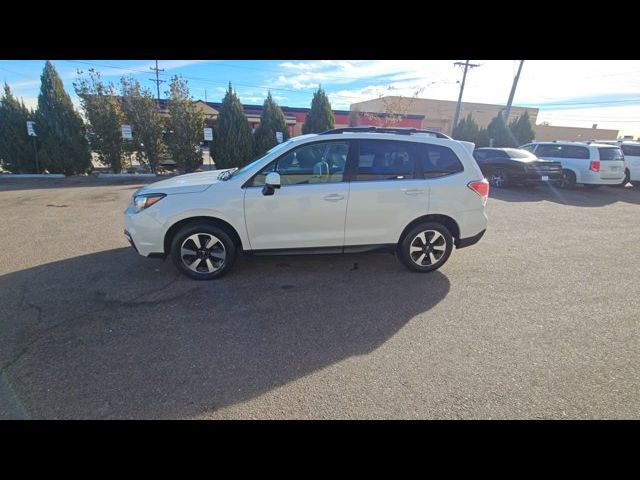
[[502, 60, 525, 122]]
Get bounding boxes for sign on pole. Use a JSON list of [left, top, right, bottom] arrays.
[[276, 131, 283, 143], [204, 127, 213, 141], [26, 121, 37, 137], [121, 124, 132, 140]]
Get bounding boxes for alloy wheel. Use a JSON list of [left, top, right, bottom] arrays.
[[180, 233, 226, 274], [409, 230, 447, 267]]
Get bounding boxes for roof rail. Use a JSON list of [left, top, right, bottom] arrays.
[[319, 126, 452, 139]]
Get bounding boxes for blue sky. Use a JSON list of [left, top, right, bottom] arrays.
[[2, 60, 639, 136]]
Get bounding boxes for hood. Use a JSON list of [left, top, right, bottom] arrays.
[[136, 169, 230, 195]]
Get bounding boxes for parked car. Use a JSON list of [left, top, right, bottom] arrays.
[[124, 127, 489, 280], [472, 147, 562, 188], [520, 141, 625, 188], [594, 140, 640, 186]]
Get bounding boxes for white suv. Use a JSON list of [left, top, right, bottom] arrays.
[[124, 127, 489, 280], [520, 141, 625, 188]]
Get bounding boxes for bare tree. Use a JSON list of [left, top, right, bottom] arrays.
[[363, 85, 425, 127]]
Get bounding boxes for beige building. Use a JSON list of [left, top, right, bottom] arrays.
[[350, 96, 619, 142]]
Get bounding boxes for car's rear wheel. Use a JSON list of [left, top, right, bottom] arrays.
[[171, 223, 237, 280], [398, 222, 453, 273], [489, 168, 509, 188], [558, 169, 576, 189], [618, 169, 631, 187]]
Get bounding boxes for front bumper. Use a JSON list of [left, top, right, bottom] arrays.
[[124, 229, 138, 253]]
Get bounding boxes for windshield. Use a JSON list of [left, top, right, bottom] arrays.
[[227, 140, 295, 179]]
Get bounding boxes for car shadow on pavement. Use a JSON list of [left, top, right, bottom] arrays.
[[0, 247, 450, 419], [489, 183, 640, 207]]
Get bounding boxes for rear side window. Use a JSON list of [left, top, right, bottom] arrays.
[[418, 144, 464, 178], [520, 144, 536, 153], [598, 147, 623, 161], [473, 150, 487, 161], [355, 140, 417, 181], [621, 145, 640, 157]]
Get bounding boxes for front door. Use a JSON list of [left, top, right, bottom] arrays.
[[243, 140, 351, 251]]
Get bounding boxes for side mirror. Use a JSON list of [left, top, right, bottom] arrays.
[[262, 172, 281, 196]]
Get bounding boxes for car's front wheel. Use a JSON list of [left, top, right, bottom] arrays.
[[171, 223, 237, 280], [397, 222, 453, 273]]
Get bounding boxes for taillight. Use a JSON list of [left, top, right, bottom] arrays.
[[468, 179, 489, 202], [589, 161, 600, 172]]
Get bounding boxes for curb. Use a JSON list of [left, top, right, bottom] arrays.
[[0, 174, 66, 179]]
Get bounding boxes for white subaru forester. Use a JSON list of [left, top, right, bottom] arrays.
[[124, 127, 489, 280]]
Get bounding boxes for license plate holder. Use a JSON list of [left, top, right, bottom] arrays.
[[541, 175, 549, 181]]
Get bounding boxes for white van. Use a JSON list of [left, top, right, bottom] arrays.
[[520, 141, 626, 188]]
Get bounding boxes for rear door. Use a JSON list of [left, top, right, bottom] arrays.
[[344, 139, 428, 247], [597, 146, 625, 180]]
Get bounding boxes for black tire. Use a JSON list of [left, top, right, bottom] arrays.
[[618, 169, 631, 187], [558, 169, 576, 189], [170, 222, 237, 280], [397, 222, 454, 273], [489, 168, 510, 188]]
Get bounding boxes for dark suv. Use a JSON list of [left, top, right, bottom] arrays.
[[473, 148, 563, 188]]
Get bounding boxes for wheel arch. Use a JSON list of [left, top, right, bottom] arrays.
[[164, 216, 244, 257], [398, 214, 461, 246]]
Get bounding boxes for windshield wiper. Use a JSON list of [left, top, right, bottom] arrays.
[[217, 168, 238, 181]]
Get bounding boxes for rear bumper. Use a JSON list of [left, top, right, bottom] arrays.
[[514, 171, 563, 183], [456, 229, 486, 249]]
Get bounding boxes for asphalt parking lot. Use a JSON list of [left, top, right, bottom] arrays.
[[1, 176, 639, 419]]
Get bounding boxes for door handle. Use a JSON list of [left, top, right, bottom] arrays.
[[324, 193, 345, 202], [401, 188, 426, 195]]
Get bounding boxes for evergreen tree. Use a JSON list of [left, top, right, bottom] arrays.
[[212, 82, 254, 169], [302, 86, 334, 134], [253, 92, 289, 156], [0, 84, 34, 173], [509, 111, 535, 146], [452, 114, 480, 143], [476, 128, 490, 148], [119, 76, 166, 173], [487, 113, 517, 147], [165, 75, 206, 173], [36, 61, 91, 175], [74, 69, 124, 172]]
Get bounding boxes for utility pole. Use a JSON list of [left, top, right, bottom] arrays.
[[502, 60, 525, 123], [204, 89, 208, 103], [452, 60, 480, 135], [149, 60, 165, 109]]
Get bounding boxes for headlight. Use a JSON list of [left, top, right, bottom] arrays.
[[132, 193, 166, 213]]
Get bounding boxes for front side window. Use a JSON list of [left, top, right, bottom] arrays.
[[250, 141, 349, 186], [536, 144, 565, 158], [418, 144, 464, 178], [355, 140, 416, 181]]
